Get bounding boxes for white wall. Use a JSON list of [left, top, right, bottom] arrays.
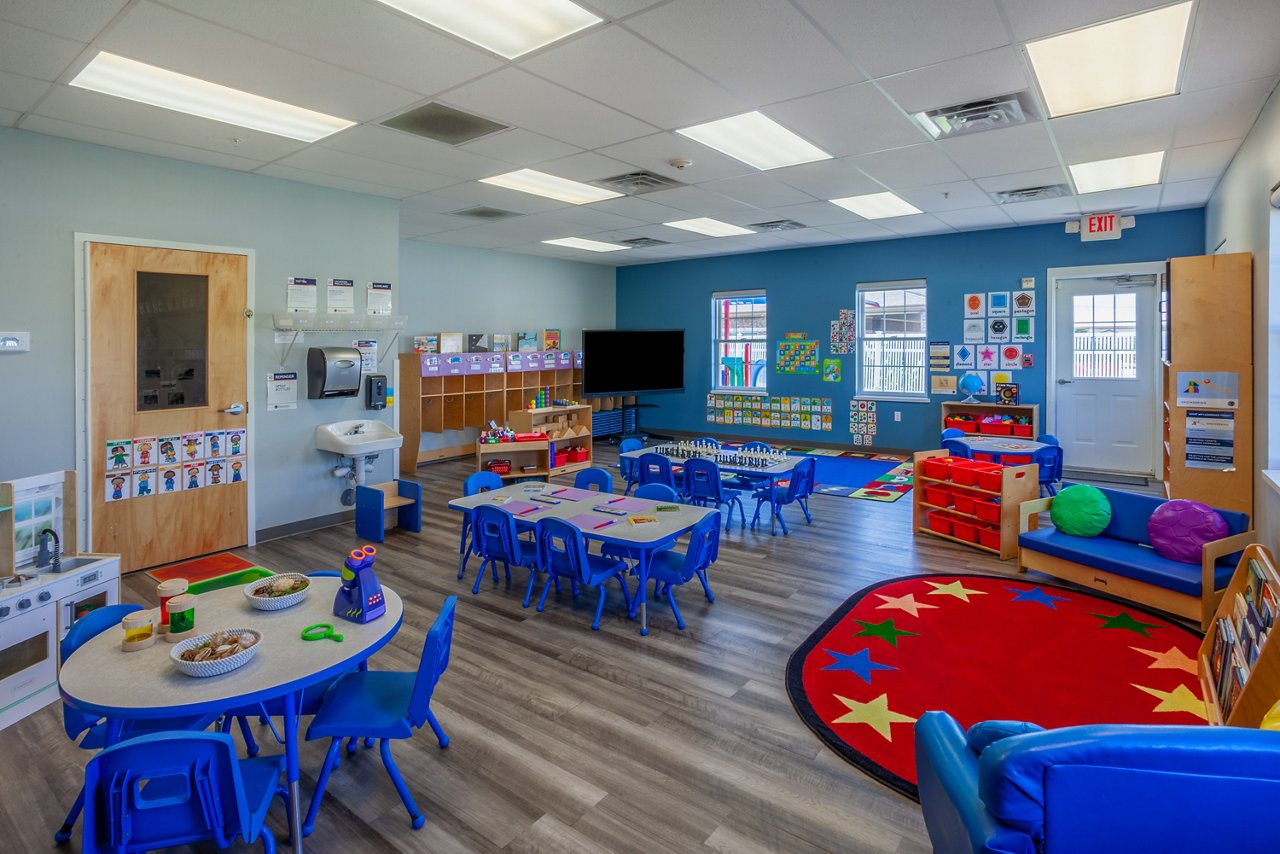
[[1205, 79, 1280, 533], [398, 239, 616, 452], [0, 127, 399, 533]]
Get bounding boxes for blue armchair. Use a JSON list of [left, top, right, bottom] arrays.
[[915, 711, 1280, 854]]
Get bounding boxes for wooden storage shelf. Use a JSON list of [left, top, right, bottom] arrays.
[[912, 450, 1038, 560], [941, 402, 1039, 437], [476, 440, 549, 479]]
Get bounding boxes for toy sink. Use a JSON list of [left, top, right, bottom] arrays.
[[315, 420, 403, 456]]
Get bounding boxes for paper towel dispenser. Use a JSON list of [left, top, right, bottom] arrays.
[[307, 347, 361, 399]]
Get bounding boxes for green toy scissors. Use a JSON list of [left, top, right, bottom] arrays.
[[301, 623, 344, 643]]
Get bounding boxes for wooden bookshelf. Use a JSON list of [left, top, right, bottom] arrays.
[[912, 449, 1037, 560], [507, 404, 593, 478]]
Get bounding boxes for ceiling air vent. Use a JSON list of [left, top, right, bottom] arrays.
[[619, 237, 670, 248], [448, 206, 521, 221], [381, 102, 509, 145], [913, 92, 1035, 140], [992, 184, 1070, 205], [592, 171, 684, 195], [748, 219, 807, 231]]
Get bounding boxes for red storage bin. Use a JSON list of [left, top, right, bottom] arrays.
[[979, 422, 1014, 436], [928, 511, 954, 536], [486, 459, 511, 475], [953, 490, 978, 515], [567, 447, 589, 463], [922, 484, 952, 507], [944, 417, 978, 433], [553, 451, 569, 468], [977, 526, 1002, 550], [950, 519, 979, 543], [975, 468, 1004, 492], [975, 499, 1001, 523], [952, 461, 999, 487], [921, 457, 958, 480], [1011, 424, 1033, 438]]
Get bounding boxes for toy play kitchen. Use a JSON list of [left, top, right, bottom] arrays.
[[0, 470, 120, 730]]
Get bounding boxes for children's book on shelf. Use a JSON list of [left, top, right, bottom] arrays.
[[492, 333, 512, 352], [440, 332, 463, 353], [413, 334, 439, 353], [466, 333, 490, 353], [542, 328, 561, 350], [517, 331, 538, 352]]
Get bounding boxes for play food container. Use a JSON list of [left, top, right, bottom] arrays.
[[170, 628, 260, 678], [244, 572, 310, 611]]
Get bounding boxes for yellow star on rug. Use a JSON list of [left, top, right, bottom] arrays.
[[1130, 645, 1198, 675], [875, 592, 939, 618], [1132, 683, 1208, 721], [831, 693, 918, 741], [924, 580, 987, 603]]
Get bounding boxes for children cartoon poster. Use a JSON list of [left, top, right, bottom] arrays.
[[133, 468, 156, 498], [158, 435, 181, 466], [822, 358, 841, 382], [184, 461, 205, 491], [204, 430, 225, 459], [132, 436, 157, 468], [160, 466, 182, 494], [105, 439, 132, 472], [104, 472, 131, 502], [228, 456, 247, 484], [205, 460, 226, 486], [225, 430, 246, 457], [181, 432, 204, 461]]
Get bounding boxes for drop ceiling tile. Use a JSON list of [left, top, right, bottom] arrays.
[[445, 67, 657, 150], [897, 180, 993, 212], [625, 0, 862, 106], [795, 0, 1009, 78], [162, 0, 501, 95], [1050, 96, 1179, 163], [399, 210, 475, 233], [850, 144, 968, 189], [1180, 0, 1280, 91], [18, 114, 266, 171], [101, 2, 419, 121], [1000, 196, 1082, 224], [705, 233, 797, 252], [1174, 77, 1277, 147], [584, 1, 670, 20], [766, 228, 847, 246], [639, 185, 767, 219], [255, 163, 418, 198], [588, 195, 692, 223], [520, 26, 745, 129], [1159, 177, 1218, 209], [1164, 139, 1241, 182], [876, 214, 955, 236], [766, 201, 868, 227], [321, 124, 511, 180], [998, 0, 1168, 41], [703, 174, 816, 209], [0, 70, 51, 113], [533, 151, 643, 182], [938, 122, 1060, 178], [459, 128, 582, 166], [771, 159, 882, 198], [618, 223, 707, 243], [0, 0, 128, 42], [542, 206, 648, 231], [463, 215, 594, 243], [1075, 184, 1163, 213], [422, 226, 529, 249], [877, 47, 1030, 114], [597, 132, 754, 183], [933, 206, 1017, 230], [767, 83, 927, 158], [819, 220, 897, 241], [0, 21, 84, 81], [429, 181, 572, 214], [401, 192, 491, 215], [273, 147, 457, 193], [973, 166, 1072, 193], [34, 86, 307, 161], [0, 107, 20, 126]]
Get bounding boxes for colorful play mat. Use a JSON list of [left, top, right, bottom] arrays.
[[786, 574, 1206, 799], [148, 552, 275, 594], [770, 449, 913, 503]]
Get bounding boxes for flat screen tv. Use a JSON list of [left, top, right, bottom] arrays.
[[582, 329, 684, 396]]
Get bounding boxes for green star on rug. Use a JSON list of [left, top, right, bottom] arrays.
[[1090, 611, 1163, 637], [853, 618, 919, 646]]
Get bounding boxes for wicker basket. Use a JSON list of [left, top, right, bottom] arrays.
[[243, 573, 311, 611], [170, 628, 260, 678]]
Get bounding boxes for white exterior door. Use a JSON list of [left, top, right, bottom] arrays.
[[1051, 275, 1159, 475]]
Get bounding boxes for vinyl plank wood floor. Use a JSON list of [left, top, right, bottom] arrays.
[[0, 443, 1030, 852]]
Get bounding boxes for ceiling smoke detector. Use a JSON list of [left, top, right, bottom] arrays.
[[748, 219, 807, 231], [913, 92, 1035, 140], [592, 171, 685, 195], [991, 184, 1070, 204]]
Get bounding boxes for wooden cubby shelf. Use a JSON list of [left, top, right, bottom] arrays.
[[912, 449, 1038, 561]]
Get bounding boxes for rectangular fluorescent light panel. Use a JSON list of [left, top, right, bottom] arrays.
[[1069, 151, 1165, 194], [375, 0, 600, 59], [543, 237, 628, 253], [663, 217, 755, 237], [676, 111, 831, 170], [1026, 2, 1192, 117], [828, 192, 922, 220], [69, 52, 354, 142], [480, 169, 622, 205]]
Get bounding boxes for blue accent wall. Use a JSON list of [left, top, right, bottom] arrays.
[[616, 210, 1205, 450]]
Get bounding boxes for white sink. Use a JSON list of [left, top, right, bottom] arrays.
[[315, 420, 403, 456]]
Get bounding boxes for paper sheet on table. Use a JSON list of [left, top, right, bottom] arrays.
[[503, 500, 545, 516], [595, 497, 653, 512], [548, 486, 598, 501], [567, 513, 620, 531]]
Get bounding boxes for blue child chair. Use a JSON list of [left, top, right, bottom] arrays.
[[471, 504, 540, 603], [694, 437, 722, 447], [535, 517, 633, 630], [646, 511, 721, 630], [81, 731, 288, 853], [636, 452, 677, 491], [633, 483, 678, 502], [726, 441, 773, 490], [303, 596, 457, 835], [1035, 444, 1065, 495], [751, 456, 816, 536], [1036, 433, 1060, 446], [942, 437, 972, 459], [618, 437, 643, 494], [458, 471, 503, 578], [940, 427, 966, 442], [682, 458, 744, 530], [574, 466, 614, 493]]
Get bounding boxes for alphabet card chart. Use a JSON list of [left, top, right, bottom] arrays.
[[776, 336, 820, 374], [706, 394, 833, 431], [101, 430, 247, 502]]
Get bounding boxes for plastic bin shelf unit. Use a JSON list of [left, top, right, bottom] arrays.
[[912, 449, 1037, 560]]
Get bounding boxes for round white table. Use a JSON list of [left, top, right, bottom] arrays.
[[957, 435, 1047, 463], [59, 577, 403, 854]]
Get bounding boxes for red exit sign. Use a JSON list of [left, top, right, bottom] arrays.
[[1079, 211, 1122, 241]]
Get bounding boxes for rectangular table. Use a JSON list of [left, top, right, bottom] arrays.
[[448, 483, 714, 634]]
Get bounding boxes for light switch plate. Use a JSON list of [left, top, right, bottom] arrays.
[[1020, 277, 1035, 289], [0, 332, 30, 352]]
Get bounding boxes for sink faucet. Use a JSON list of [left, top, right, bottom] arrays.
[[346, 424, 365, 435], [37, 528, 61, 572]]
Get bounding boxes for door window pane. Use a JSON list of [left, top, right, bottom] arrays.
[[1072, 293, 1137, 379], [137, 272, 208, 410]]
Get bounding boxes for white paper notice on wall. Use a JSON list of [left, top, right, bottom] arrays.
[[267, 371, 298, 411], [367, 282, 393, 315], [353, 339, 378, 374], [286, 277, 317, 313], [327, 278, 355, 314]]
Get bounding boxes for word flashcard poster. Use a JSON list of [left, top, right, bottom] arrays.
[[706, 394, 832, 431]]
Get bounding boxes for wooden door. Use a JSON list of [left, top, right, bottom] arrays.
[[89, 243, 249, 572]]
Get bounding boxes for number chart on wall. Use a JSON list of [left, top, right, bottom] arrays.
[[706, 394, 832, 431]]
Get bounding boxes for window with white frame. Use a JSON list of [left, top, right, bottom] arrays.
[[711, 291, 767, 392], [858, 280, 928, 399]]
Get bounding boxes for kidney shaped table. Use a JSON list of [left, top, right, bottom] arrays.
[[59, 577, 403, 854]]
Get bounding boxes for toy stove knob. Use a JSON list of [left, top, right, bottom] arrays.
[[0, 605, 9, 617], [17, 598, 31, 610], [37, 591, 51, 602]]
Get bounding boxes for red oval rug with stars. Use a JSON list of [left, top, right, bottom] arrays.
[[785, 574, 1207, 800]]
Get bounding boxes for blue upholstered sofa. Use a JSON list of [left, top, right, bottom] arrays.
[[1017, 485, 1252, 628], [915, 711, 1280, 854]]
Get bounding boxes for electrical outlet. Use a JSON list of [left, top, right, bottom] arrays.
[[894, 410, 901, 422]]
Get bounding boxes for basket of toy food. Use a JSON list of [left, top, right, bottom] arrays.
[[243, 572, 310, 611], [171, 628, 259, 677]]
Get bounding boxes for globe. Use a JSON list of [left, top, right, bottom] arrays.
[[958, 374, 983, 402]]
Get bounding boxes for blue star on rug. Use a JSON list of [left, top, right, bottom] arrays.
[[1005, 586, 1068, 609], [821, 647, 897, 684]]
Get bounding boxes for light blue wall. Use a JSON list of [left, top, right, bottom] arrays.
[[398, 239, 615, 452], [0, 127, 399, 533], [616, 209, 1206, 450]]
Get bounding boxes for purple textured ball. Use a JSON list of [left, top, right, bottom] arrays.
[[1147, 499, 1229, 564]]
